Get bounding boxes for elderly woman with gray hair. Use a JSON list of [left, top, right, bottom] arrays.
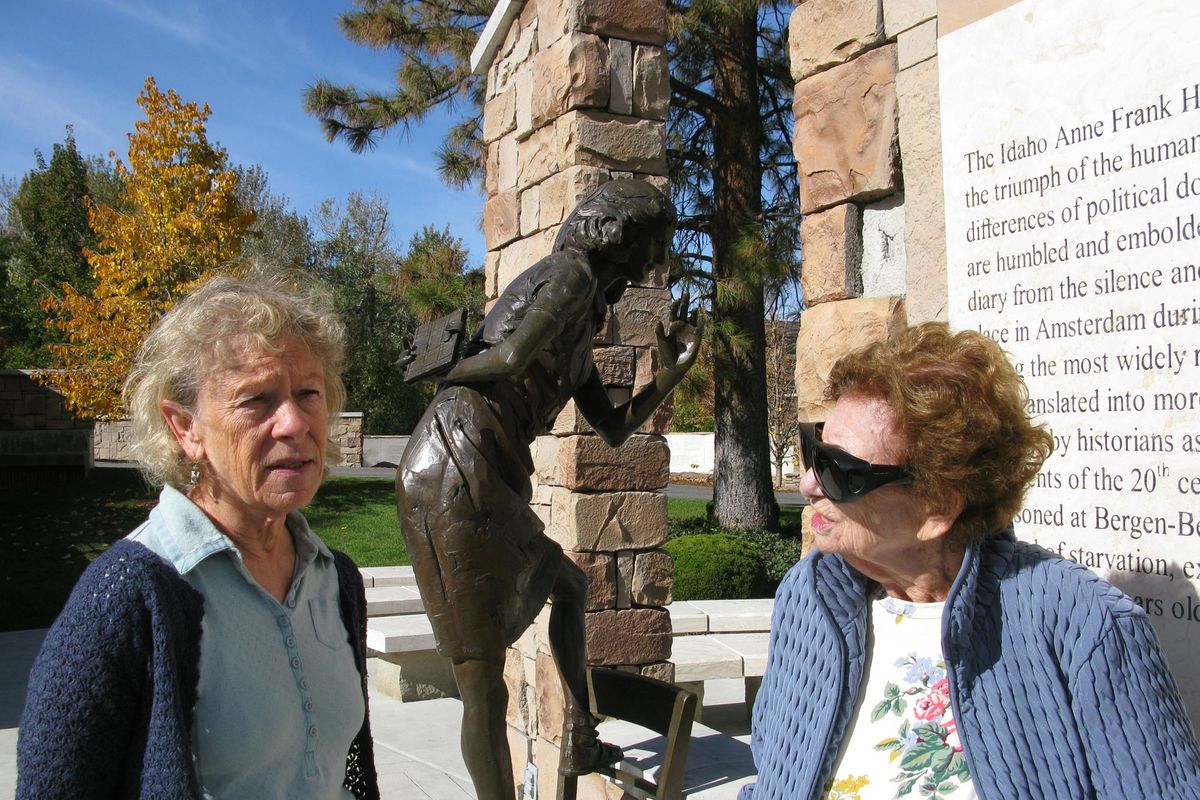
[[17, 275, 380, 800]]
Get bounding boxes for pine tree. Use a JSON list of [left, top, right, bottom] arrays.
[[40, 77, 251, 418], [2, 130, 97, 367], [308, 0, 800, 528]]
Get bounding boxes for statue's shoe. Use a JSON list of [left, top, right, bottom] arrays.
[[559, 717, 623, 777]]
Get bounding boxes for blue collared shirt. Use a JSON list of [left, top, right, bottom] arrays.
[[129, 485, 363, 799]]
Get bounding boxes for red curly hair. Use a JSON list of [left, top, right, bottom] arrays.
[[826, 322, 1053, 545]]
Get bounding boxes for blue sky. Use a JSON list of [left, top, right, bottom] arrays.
[[0, 0, 486, 260]]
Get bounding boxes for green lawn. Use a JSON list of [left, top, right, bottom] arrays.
[[2, 469, 786, 631], [1, 471, 407, 631]]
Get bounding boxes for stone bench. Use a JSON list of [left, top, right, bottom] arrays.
[[365, 613, 461, 702], [364, 585, 424, 617], [364, 582, 776, 707], [668, 599, 774, 718], [358, 565, 417, 588]]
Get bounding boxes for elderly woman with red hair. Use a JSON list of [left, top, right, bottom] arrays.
[[742, 322, 1200, 800]]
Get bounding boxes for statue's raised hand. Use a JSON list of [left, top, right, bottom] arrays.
[[656, 291, 701, 384]]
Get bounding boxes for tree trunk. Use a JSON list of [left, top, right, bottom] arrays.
[[709, 0, 779, 531]]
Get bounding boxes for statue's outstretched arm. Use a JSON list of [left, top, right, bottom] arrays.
[[444, 307, 560, 384], [576, 293, 701, 446]]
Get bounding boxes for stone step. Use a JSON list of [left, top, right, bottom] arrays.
[[671, 632, 770, 683], [668, 599, 774, 634], [365, 585, 424, 617], [358, 565, 417, 588], [366, 613, 437, 654]]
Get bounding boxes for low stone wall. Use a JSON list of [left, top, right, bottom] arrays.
[[362, 435, 410, 467], [329, 413, 363, 468], [95, 412, 364, 468], [0, 370, 93, 482]]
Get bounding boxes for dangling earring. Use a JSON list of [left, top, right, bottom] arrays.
[[188, 462, 201, 490]]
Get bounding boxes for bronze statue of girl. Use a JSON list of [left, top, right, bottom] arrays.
[[397, 179, 699, 799]]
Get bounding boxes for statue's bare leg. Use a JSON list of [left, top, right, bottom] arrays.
[[548, 557, 622, 775], [452, 655, 516, 800]]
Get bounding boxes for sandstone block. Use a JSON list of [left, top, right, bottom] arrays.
[[897, 18, 937, 71], [594, 345, 636, 387], [539, 166, 610, 226], [567, 551, 617, 610], [557, 111, 667, 174], [633, 45, 669, 121], [794, 296, 906, 420], [484, 85, 517, 143], [585, 608, 672, 664], [485, 189, 522, 250], [507, 726, 531, 797], [532, 434, 561, 487], [535, 736, 563, 800], [486, 141, 500, 196], [536, 0, 570, 49], [632, 549, 673, 606], [896, 57, 946, 323], [861, 194, 907, 298], [550, 399, 595, 435], [557, 435, 670, 492], [515, 65, 536, 140], [520, 184, 540, 237], [518, 123, 561, 188], [883, 0, 936, 37], [639, 661, 675, 683], [800, 203, 863, 304], [548, 486, 668, 550], [498, 227, 558, 292], [789, 0, 883, 81], [492, 18, 538, 95], [571, 0, 668, 46], [611, 286, 670, 347], [535, 653, 567, 745], [532, 33, 610, 130], [793, 44, 899, 214], [485, 250, 502, 300], [608, 38, 633, 115], [497, 132, 520, 192], [616, 550, 635, 607], [632, 346, 658, 392], [505, 648, 533, 732]]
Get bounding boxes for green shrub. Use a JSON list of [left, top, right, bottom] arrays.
[[729, 528, 806, 587], [666, 533, 768, 600], [667, 514, 806, 595]]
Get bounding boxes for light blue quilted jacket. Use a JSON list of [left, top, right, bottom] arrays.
[[740, 531, 1200, 800]]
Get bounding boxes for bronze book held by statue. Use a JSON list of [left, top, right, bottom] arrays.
[[403, 309, 468, 383]]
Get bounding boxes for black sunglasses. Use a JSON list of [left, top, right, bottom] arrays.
[[799, 422, 913, 503]]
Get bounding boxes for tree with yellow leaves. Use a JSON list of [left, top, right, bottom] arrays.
[[40, 76, 251, 417]]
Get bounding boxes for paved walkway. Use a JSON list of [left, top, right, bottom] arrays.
[[1, 629, 756, 798]]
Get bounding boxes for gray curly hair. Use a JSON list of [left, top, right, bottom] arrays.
[[123, 273, 346, 489]]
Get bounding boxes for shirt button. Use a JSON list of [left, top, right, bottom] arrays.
[[287, 597, 298, 608], [300, 678, 310, 690], [304, 701, 314, 712], [291, 657, 301, 669], [286, 637, 296, 648], [277, 615, 289, 627], [308, 725, 318, 738]]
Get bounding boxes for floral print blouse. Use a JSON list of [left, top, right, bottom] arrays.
[[822, 595, 978, 800]]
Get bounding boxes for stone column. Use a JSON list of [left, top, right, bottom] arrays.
[[790, 0, 907, 423], [477, 0, 672, 796]]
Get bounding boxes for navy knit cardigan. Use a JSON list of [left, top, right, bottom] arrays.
[[17, 539, 380, 800], [742, 532, 1200, 800]]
